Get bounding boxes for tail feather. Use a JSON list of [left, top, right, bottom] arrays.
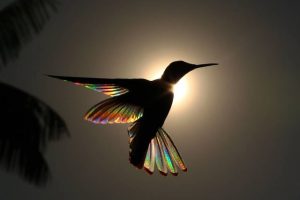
[[143, 140, 155, 174], [158, 129, 187, 172], [128, 124, 187, 175], [156, 130, 177, 175]]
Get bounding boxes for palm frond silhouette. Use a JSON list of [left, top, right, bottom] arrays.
[[0, 82, 68, 185], [49, 61, 218, 176], [0, 0, 59, 66], [0, 0, 70, 186]]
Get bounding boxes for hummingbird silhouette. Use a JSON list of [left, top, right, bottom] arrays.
[[48, 61, 218, 176]]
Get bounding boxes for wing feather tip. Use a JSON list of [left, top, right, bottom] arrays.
[[46, 75, 67, 81]]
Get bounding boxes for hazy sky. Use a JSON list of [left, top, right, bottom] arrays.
[[0, 0, 299, 199]]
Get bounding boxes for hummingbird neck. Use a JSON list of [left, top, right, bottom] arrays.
[[161, 71, 183, 84]]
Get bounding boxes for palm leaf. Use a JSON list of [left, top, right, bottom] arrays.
[[0, 82, 69, 186], [0, 0, 59, 66]]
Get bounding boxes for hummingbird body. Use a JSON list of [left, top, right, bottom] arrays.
[[49, 61, 218, 175], [127, 79, 174, 168]]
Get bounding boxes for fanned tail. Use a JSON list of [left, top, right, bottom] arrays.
[[128, 125, 187, 175], [144, 128, 187, 175]]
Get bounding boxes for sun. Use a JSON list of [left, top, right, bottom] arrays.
[[172, 78, 188, 103]]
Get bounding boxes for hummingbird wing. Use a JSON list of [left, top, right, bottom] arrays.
[[47, 75, 147, 97], [128, 122, 187, 175], [48, 75, 151, 124], [85, 95, 143, 124]]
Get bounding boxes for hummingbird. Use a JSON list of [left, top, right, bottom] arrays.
[[48, 61, 218, 176]]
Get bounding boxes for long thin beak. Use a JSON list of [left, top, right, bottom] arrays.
[[195, 63, 218, 68]]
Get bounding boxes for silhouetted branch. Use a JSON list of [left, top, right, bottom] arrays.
[[0, 82, 68, 186], [0, 0, 59, 66]]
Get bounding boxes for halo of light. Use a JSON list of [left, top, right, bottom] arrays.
[[173, 78, 188, 103]]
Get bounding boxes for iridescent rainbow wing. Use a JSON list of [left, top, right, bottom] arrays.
[[85, 97, 143, 124], [48, 75, 147, 124], [143, 128, 187, 175], [73, 83, 128, 97], [47, 75, 148, 97]]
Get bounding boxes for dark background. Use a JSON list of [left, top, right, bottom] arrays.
[[0, 0, 299, 199]]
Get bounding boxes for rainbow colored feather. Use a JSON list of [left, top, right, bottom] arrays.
[[84, 97, 143, 124], [56, 77, 141, 124], [143, 128, 187, 175], [73, 82, 128, 97]]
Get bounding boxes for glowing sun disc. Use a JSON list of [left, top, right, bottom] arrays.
[[173, 78, 187, 103]]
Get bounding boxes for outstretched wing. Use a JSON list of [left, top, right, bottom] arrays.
[[85, 96, 143, 124], [47, 75, 148, 97], [48, 75, 151, 124]]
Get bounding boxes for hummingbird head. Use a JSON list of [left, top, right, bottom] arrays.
[[161, 61, 218, 84]]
